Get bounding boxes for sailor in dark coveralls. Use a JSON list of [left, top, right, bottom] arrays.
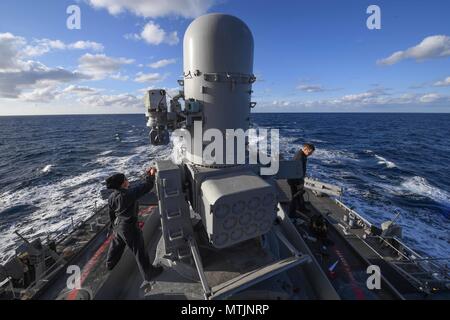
[[105, 168, 163, 290], [288, 143, 315, 217]]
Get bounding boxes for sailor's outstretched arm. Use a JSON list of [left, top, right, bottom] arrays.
[[127, 167, 157, 200], [128, 176, 155, 199]]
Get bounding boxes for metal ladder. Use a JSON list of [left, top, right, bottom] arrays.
[[155, 161, 194, 260]]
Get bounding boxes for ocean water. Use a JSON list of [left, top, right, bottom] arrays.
[[0, 113, 449, 263]]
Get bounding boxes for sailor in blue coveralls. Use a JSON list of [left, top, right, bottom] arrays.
[[288, 143, 315, 217], [105, 168, 163, 290]]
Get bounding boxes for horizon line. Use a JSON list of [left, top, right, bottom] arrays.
[[1, 111, 450, 117]]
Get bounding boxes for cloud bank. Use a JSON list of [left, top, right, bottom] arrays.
[[87, 0, 214, 18], [378, 35, 450, 65], [0, 32, 140, 110]]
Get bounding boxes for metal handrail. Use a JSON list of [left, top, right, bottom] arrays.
[[355, 233, 449, 293], [334, 199, 373, 228], [372, 235, 449, 275], [369, 235, 412, 260]]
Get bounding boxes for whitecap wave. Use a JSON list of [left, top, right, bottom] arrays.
[[401, 176, 450, 207], [41, 165, 52, 173], [375, 155, 396, 168], [313, 148, 359, 164], [336, 182, 450, 257], [0, 143, 173, 263], [121, 138, 141, 143], [99, 150, 113, 156]]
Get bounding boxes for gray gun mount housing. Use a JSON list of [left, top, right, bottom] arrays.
[[144, 14, 305, 259]]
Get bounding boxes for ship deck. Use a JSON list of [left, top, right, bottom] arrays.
[[276, 179, 449, 300], [3, 180, 448, 300]]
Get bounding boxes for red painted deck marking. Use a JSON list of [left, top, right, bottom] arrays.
[[334, 248, 366, 300], [66, 233, 114, 300], [66, 205, 156, 300]]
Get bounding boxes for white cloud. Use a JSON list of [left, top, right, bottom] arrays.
[[0, 33, 27, 71], [17, 83, 101, 104], [419, 93, 442, 103], [149, 58, 176, 69], [134, 72, 165, 83], [77, 53, 134, 80], [257, 88, 449, 112], [0, 33, 132, 102], [78, 92, 141, 109], [128, 22, 179, 46], [332, 90, 449, 106], [163, 31, 179, 46], [19, 83, 61, 103], [110, 73, 129, 81], [378, 35, 450, 65], [23, 39, 65, 56], [141, 22, 166, 45], [272, 100, 291, 107], [23, 39, 104, 57], [297, 84, 325, 93], [434, 76, 450, 87], [60, 85, 141, 109], [325, 88, 445, 106], [59, 85, 141, 109], [338, 90, 385, 103], [0, 61, 87, 98], [62, 85, 99, 95], [87, 0, 214, 18], [0, 34, 88, 99], [124, 33, 142, 41], [0, 32, 145, 109], [68, 41, 104, 52]]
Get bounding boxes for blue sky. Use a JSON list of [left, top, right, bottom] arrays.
[[0, 0, 449, 115]]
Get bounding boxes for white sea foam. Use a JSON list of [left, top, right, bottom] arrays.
[[375, 155, 397, 168], [121, 138, 141, 143], [310, 139, 326, 143], [99, 150, 113, 156], [313, 148, 359, 164], [2, 126, 449, 264], [336, 180, 450, 257], [0, 172, 105, 263], [401, 176, 450, 207], [0, 142, 173, 263], [376, 175, 450, 209], [42, 165, 52, 173]]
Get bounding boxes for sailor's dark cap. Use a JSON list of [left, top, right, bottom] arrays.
[[106, 173, 126, 190]]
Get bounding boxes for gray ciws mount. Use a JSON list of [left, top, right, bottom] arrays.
[[144, 13, 312, 299]]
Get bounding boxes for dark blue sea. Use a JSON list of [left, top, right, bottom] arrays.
[[0, 113, 449, 262]]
